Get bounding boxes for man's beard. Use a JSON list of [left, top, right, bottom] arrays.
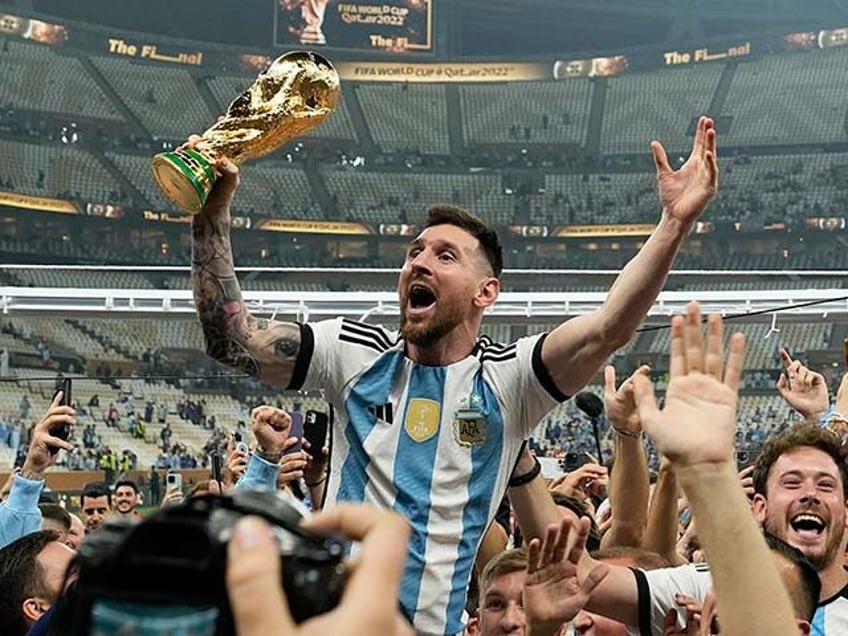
[[399, 298, 465, 349], [765, 509, 846, 570]]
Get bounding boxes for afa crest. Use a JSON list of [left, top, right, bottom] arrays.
[[404, 398, 440, 443], [453, 417, 487, 447]]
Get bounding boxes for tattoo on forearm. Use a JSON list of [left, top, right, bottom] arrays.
[[191, 215, 301, 384]]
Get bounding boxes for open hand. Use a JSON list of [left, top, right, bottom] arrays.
[[632, 302, 745, 468], [653, 116, 719, 227], [776, 348, 829, 419], [604, 365, 651, 435], [523, 516, 610, 633]]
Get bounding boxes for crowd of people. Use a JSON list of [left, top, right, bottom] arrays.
[[1, 115, 847, 636]]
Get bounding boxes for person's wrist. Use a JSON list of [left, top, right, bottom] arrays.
[[255, 447, 284, 464], [19, 462, 45, 481], [673, 458, 737, 486], [509, 456, 541, 488]]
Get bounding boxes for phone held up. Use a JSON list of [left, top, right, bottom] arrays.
[[49, 378, 72, 454]]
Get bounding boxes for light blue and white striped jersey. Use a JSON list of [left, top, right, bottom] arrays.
[[631, 563, 848, 635], [290, 318, 565, 635]]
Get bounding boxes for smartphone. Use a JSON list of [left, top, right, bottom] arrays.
[[211, 451, 222, 485], [48, 378, 72, 454], [166, 472, 182, 492], [736, 449, 755, 469], [284, 409, 305, 455], [303, 410, 329, 452], [232, 430, 249, 456], [561, 452, 590, 471]]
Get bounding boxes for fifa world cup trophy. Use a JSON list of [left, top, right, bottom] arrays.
[[151, 50, 339, 214]]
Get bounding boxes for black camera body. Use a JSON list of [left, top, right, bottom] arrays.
[[55, 491, 347, 634]]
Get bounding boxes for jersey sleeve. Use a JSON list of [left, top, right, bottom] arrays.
[[288, 318, 396, 405], [628, 564, 714, 636], [482, 333, 569, 438]]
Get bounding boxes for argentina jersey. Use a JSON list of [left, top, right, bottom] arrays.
[[812, 587, 848, 636], [289, 318, 566, 635], [631, 564, 848, 635]]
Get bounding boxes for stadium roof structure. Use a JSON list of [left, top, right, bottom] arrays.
[[1, 280, 845, 325]]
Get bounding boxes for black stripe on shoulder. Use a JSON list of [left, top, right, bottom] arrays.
[[532, 333, 569, 402], [341, 319, 395, 349], [479, 351, 518, 364], [339, 333, 386, 353], [630, 568, 653, 636], [287, 323, 313, 391]]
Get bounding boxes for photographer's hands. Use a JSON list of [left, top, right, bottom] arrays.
[[227, 504, 412, 636], [22, 391, 75, 479]]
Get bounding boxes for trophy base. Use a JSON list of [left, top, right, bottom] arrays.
[[151, 149, 217, 215]]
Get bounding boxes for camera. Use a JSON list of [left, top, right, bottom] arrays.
[[54, 490, 347, 635]]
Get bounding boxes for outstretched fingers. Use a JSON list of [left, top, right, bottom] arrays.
[[683, 302, 705, 374], [651, 140, 671, 177], [704, 313, 724, 381], [723, 332, 746, 394]]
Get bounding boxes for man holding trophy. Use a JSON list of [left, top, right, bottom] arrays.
[[161, 50, 720, 635]]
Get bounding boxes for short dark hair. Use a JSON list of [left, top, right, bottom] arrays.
[[79, 482, 111, 508], [114, 479, 139, 495], [0, 530, 59, 636], [424, 205, 503, 278], [753, 424, 848, 498], [38, 504, 71, 532], [764, 532, 821, 621], [550, 492, 601, 552], [591, 546, 669, 571]]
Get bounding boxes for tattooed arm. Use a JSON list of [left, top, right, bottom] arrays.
[[192, 155, 302, 388]]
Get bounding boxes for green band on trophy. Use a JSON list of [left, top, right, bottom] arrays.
[[182, 148, 216, 186]]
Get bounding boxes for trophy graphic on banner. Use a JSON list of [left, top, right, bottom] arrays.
[[151, 50, 339, 214]]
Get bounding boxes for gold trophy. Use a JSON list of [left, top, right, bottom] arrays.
[[151, 50, 339, 214]]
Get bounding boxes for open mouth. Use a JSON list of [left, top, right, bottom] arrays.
[[790, 512, 827, 538], [408, 283, 437, 312]]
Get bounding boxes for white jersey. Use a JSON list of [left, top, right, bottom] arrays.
[[291, 318, 565, 635], [629, 563, 848, 636]]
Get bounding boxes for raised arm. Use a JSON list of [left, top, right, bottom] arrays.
[[643, 457, 688, 566], [600, 365, 650, 549], [191, 154, 303, 388], [632, 303, 797, 636], [542, 117, 718, 397]]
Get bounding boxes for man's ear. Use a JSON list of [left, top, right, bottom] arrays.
[[473, 277, 500, 309], [21, 597, 47, 623], [465, 610, 481, 636], [796, 618, 811, 635], [751, 493, 767, 524]]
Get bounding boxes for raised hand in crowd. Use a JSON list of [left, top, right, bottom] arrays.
[[278, 448, 310, 488], [21, 391, 75, 479], [631, 302, 798, 636], [602, 364, 651, 550], [776, 347, 829, 421], [661, 594, 704, 636], [548, 463, 607, 502], [653, 116, 719, 226], [604, 364, 650, 437], [250, 405, 298, 463], [226, 504, 412, 636], [523, 516, 609, 636]]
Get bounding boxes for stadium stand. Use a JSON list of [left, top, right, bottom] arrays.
[[0, 40, 123, 121], [90, 56, 212, 138], [460, 80, 592, 146], [357, 84, 450, 154], [601, 64, 723, 154], [723, 47, 848, 147]]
